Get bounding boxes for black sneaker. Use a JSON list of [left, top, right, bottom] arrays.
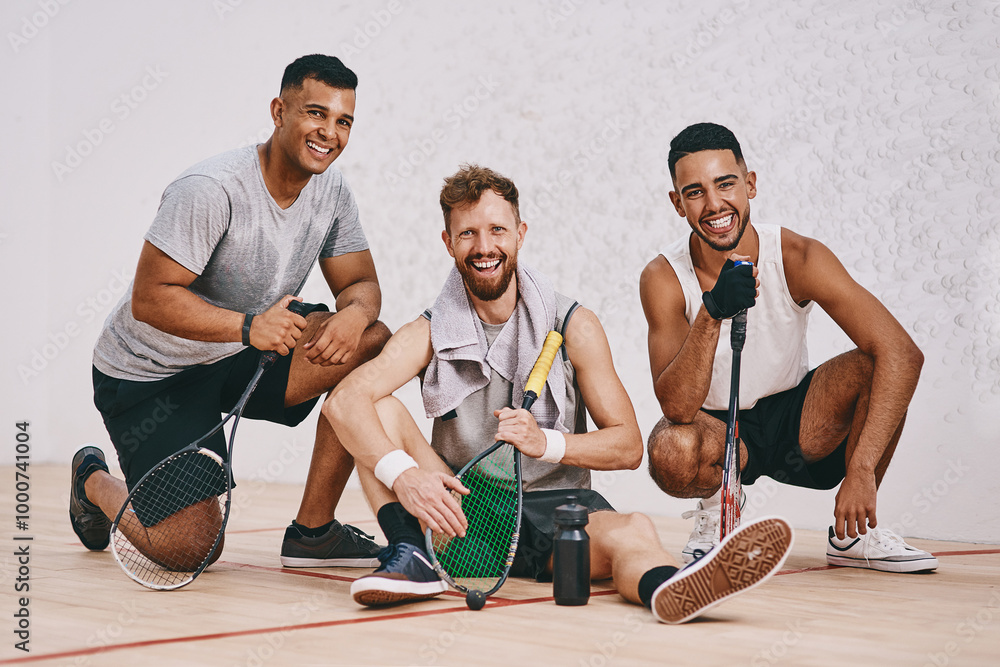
[[350, 543, 448, 606], [280, 520, 382, 567], [69, 445, 112, 551]]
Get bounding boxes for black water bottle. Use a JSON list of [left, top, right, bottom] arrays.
[[553, 496, 590, 606]]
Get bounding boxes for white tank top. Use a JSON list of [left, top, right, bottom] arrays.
[[662, 224, 812, 410]]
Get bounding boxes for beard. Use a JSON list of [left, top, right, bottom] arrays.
[[457, 253, 518, 302], [695, 205, 751, 252]]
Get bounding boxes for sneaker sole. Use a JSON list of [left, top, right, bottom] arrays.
[[281, 556, 381, 568], [826, 554, 938, 573], [351, 578, 449, 607], [654, 516, 793, 624], [70, 447, 111, 551]]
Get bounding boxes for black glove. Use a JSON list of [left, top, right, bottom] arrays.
[[702, 260, 755, 320]]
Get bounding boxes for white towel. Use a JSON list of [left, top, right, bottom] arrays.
[[422, 263, 568, 432]]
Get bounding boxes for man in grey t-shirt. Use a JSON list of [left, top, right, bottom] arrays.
[[70, 54, 390, 570]]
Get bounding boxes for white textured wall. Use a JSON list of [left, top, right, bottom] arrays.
[[2, 0, 997, 542]]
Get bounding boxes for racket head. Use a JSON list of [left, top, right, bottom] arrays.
[[426, 443, 523, 596], [110, 448, 231, 590]]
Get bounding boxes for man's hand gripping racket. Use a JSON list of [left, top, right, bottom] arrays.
[[425, 331, 564, 610], [110, 300, 309, 590]]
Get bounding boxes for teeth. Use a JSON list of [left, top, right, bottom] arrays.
[[706, 214, 734, 229], [473, 259, 500, 270], [307, 141, 332, 154]]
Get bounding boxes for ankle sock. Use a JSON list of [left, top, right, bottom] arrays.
[[293, 520, 335, 538], [638, 565, 680, 609], [377, 502, 424, 549]]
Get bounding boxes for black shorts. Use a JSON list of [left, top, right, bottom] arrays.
[[703, 368, 848, 491], [93, 303, 328, 489], [509, 488, 615, 582]]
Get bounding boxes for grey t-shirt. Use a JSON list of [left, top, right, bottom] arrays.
[[93, 145, 369, 381]]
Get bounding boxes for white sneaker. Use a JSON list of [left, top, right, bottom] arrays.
[[826, 526, 938, 573], [653, 516, 793, 624], [681, 489, 746, 564]]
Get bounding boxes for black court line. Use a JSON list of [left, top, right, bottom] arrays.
[[3, 548, 996, 665]]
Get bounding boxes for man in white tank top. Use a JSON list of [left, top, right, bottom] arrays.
[[641, 123, 936, 573], [324, 165, 792, 622]]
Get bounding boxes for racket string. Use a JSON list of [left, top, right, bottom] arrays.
[[112, 451, 227, 588]]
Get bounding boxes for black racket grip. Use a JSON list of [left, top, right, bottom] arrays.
[[287, 300, 309, 316], [260, 300, 310, 367], [731, 310, 747, 352]]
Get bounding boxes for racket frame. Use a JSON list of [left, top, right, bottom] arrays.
[[720, 309, 746, 540], [110, 301, 307, 590]]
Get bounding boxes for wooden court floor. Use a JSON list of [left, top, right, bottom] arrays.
[[2, 465, 998, 667]]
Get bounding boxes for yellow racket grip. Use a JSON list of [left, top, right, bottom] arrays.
[[523, 331, 564, 401]]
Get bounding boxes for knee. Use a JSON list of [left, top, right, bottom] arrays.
[[646, 421, 701, 497], [620, 512, 659, 543], [360, 321, 391, 360]]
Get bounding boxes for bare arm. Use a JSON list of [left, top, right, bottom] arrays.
[[784, 230, 923, 531], [131, 241, 305, 354], [302, 250, 382, 366], [494, 307, 643, 470], [323, 317, 468, 535], [639, 255, 722, 423]]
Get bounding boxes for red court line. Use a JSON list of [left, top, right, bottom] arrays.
[[3, 548, 997, 665]]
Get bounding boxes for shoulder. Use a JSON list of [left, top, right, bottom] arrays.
[[639, 254, 685, 317], [779, 227, 853, 303], [563, 306, 609, 360]]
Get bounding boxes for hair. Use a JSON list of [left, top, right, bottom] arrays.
[[280, 54, 358, 94], [439, 164, 520, 232], [667, 123, 745, 180]]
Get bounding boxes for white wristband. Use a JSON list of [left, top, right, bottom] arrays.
[[374, 450, 419, 490], [539, 428, 567, 464]]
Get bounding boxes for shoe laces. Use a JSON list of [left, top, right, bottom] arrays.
[[374, 544, 408, 571], [342, 524, 376, 547], [860, 526, 908, 565], [682, 508, 719, 539]]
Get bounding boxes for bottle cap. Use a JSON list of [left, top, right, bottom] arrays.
[[554, 496, 589, 526]]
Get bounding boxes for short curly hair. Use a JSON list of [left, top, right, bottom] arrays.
[[439, 164, 520, 233]]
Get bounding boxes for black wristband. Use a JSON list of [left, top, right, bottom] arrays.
[[242, 313, 254, 347]]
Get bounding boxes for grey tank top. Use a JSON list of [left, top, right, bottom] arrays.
[[427, 293, 590, 492]]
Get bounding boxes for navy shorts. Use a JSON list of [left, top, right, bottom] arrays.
[[93, 303, 328, 489], [703, 369, 848, 491], [510, 488, 615, 581]]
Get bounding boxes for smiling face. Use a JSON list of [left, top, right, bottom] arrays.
[[442, 190, 526, 303], [270, 77, 355, 177], [669, 149, 757, 253]]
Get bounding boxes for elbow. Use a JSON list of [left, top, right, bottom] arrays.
[[623, 427, 644, 470], [130, 290, 156, 325], [908, 341, 924, 374]]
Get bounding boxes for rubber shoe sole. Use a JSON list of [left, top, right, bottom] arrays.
[[351, 576, 448, 606], [281, 555, 380, 568], [654, 516, 793, 624], [69, 446, 112, 551]]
